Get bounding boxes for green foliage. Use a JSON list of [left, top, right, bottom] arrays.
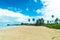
[[7, 24, 20, 26], [47, 20, 49, 24], [28, 19, 30, 22], [51, 15, 54, 18], [35, 18, 44, 26], [55, 18, 59, 24], [45, 24, 60, 29], [32, 18, 35, 21], [21, 23, 24, 25]]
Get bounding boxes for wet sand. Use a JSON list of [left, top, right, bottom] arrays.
[[0, 26, 60, 40]]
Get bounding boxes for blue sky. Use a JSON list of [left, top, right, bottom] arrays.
[[0, 0, 45, 25], [0, 0, 43, 16]]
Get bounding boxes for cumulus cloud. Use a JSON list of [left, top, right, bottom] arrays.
[[0, 8, 30, 25], [36, 9, 41, 14], [40, 0, 60, 21]]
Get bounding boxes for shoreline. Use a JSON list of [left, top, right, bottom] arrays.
[[0, 26, 19, 30]]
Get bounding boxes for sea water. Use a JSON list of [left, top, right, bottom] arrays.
[[0, 25, 18, 30]]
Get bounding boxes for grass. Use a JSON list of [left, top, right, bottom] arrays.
[[45, 24, 60, 29]]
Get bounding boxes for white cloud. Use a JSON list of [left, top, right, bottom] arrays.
[[36, 9, 41, 14], [1, 0, 60, 24], [34, 0, 37, 3], [0, 19, 11, 22], [41, 0, 50, 6], [40, 0, 60, 21], [0, 8, 30, 24]]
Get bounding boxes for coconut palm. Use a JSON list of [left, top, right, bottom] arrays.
[[35, 18, 44, 26], [51, 15, 54, 23], [32, 18, 35, 22], [47, 20, 49, 24], [35, 19, 41, 26], [32, 18, 35, 24], [40, 18, 44, 25], [52, 15, 54, 18], [50, 21, 51, 24], [28, 19, 30, 22], [55, 18, 59, 24]]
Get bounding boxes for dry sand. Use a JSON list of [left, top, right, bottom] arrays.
[[0, 26, 60, 40]]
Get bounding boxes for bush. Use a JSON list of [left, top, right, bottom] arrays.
[[45, 24, 60, 29]]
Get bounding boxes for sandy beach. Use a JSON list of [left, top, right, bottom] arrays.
[[0, 26, 60, 40]]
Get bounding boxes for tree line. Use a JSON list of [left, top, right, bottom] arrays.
[[26, 15, 60, 26], [7, 15, 60, 26]]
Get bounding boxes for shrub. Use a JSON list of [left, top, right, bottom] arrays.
[[45, 24, 60, 29]]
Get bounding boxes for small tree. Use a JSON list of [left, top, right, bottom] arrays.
[[21, 23, 24, 25], [47, 20, 49, 24], [35, 18, 44, 26], [51, 15, 54, 23], [55, 18, 59, 24], [40, 18, 44, 25], [50, 21, 52, 24], [35, 19, 41, 26]]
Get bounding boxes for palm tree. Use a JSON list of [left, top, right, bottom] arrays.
[[52, 15, 54, 18], [47, 20, 49, 24], [55, 18, 59, 24], [32, 18, 35, 24], [35, 18, 44, 26], [50, 21, 51, 24], [40, 18, 44, 25], [51, 15, 54, 23], [32, 18, 35, 22], [35, 19, 41, 26], [28, 19, 30, 22]]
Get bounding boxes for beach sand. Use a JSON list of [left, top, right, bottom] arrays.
[[0, 25, 60, 40]]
